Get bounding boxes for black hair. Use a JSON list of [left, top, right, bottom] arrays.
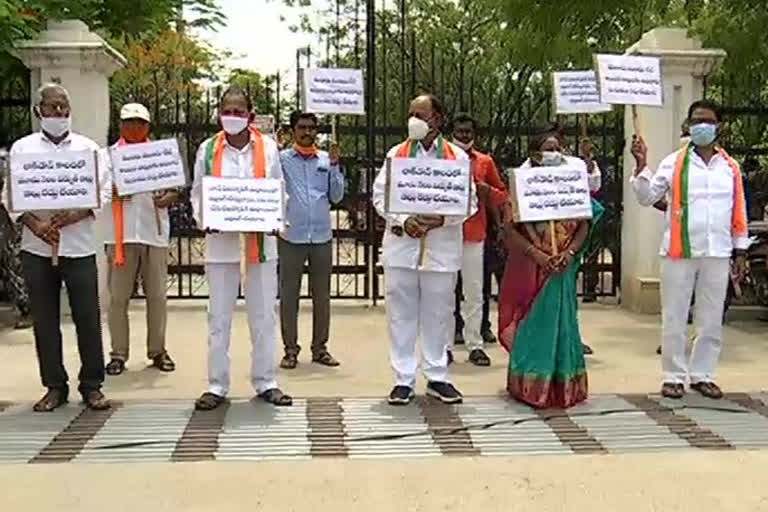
[[289, 111, 318, 129], [452, 112, 476, 132], [528, 122, 563, 153], [688, 99, 722, 122], [220, 86, 253, 111], [424, 94, 445, 118]]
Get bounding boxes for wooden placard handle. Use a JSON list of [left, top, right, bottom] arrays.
[[549, 220, 557, 256], [632, 105, 641, 137]]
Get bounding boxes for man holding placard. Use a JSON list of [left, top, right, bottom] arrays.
[[190, 87, 292, 410], [278, 111, 344, 370], [373, 94, 476, 405], [102, 103, 180, 376], [1, 83, 110, 411], [449, 113, 507, 367], [631, 100, 748, 400]]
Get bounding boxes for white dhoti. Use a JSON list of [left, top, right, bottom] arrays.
[[661, 257, 730, 384], [206, 261, 279, 396], [459, 241, 485, 351], [385, 267, 456, 387]]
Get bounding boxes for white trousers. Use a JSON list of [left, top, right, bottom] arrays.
[[661, 257, 729, 384], [385, 267, 456, 387], [459, 241, 485, 351], [206, 261, 279, 396]]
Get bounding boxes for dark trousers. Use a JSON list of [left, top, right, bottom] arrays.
[[278, 239, 332, 356], [455, 236, 504, 335], [21, 252, 104, 395]]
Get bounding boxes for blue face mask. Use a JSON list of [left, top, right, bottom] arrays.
[[689, 122, 717, 147]]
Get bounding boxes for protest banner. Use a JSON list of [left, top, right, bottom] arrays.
[[110, 139, 186, 196], [201, 176, 285, 233], [508, 165, 593, 254], [594, 53, 663, 136], [8, 150, 101, 213], [252, 114, 276, 135], [553, 70, 612, 115], [301, 68, 365, 116], [8, 149, 101, 265], [384, 157, 472, 216]]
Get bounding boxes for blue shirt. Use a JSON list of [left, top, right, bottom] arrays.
[[280, 148, 345, 244]]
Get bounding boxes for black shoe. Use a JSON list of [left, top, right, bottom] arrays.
[[582, 295, 597, 304], [481, 330, 497, 344], [447, 350, 454, 366], [656, 345, 662, 355], [582, 344, 594, 355], [454, 331, 465, 345], [468, 348, 491, 367], [426, 381, 463, 404], [388, 385, 415, 405]]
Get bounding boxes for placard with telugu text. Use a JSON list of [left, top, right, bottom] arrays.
[[508, 165, 593, 223], [384, 157, 472, 216], [110, 139, 186, 196], [594, 54, 663, 106], [202, 176, 285, 233]]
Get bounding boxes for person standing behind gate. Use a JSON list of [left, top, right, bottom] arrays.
[[278, 111, 344, 370], [1, 83, 110, 411], [102, 103, 179, 376], [190, 87, 292, 410], [631, 99, 748, 400], [449, 113, 507, 367], [373, 94, 476, 405]]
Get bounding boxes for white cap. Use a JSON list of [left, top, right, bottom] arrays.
[[120, 103, 151, 122]]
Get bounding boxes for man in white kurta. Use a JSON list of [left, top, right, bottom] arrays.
[[190, 88, 291, 410], [373, 94, 477, 405], [102, 103, 178, 375], [630, 100, 747, 400]]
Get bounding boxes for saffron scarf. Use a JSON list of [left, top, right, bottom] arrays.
[[668, 145, 747, 259], [204, 128, 267, 264], [112, 137, 149, 267]]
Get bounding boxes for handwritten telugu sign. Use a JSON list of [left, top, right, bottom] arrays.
[[508, 166, 593, 223], [110, 139, 186, 196], [7, 150, 100, 212], [302, 68, 365, 115], [202, 176, 285, 233], [385, 157, 472, 216], [594, 54, 663, 106], [553, 70, 612, 114]]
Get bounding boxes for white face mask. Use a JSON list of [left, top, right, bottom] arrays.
[[220, 115, 249, 135], [408, 116, 430, 141], [40, 116, 71, 138], [455, 139, 474, 152], [540, 151, 563, 166]]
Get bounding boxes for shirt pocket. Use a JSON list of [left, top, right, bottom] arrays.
[[309, 167, 330, 198]]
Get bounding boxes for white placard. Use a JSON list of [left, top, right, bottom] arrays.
[[509, 166, 593, 223], [553, 70, 612, 114], [594, 54, 663, 106], [8, 150, 100, 212], [252, 115, 275, 135], [202, 176, 285, 233], [110, 139, 186, 196], [302, 68, 365, 115], [385, 157, 472, 216]]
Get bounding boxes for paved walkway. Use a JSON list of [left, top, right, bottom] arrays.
[[2, 392, 768, 464]]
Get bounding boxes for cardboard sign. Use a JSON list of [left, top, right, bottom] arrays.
[[385, 157, 472, 216], [508, 165, 593, 223], [202, 176, 285, 233], [302, 68, 365, 115], [110, 139, 186, 196], [594, 54, 663, 106], [8, 150, 101, 212], [553, 70, 612, 114]]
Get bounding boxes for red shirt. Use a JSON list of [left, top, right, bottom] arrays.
[[463, 149, 507, 242]]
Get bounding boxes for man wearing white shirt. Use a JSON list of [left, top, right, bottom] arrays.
[[190, 87, 292, 410], [1, 83, 110, 411], [631, 100, 748, 400], [102, 103, 179, 376], [373, 94, 477, 405]]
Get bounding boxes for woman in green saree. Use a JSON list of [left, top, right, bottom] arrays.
[[498, 129, 603, 408]]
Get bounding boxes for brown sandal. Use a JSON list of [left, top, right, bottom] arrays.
[[258, 388, 293, 407], [691, 381, 723, 399], [661, 382, 684, 399], [83, 390, 111, 410], [312, 352, 340, 367], [33, 388, 68, 412], [152, 352, 176, 372], [280, 354, 298, 369], [195, 392, 227, 411]]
